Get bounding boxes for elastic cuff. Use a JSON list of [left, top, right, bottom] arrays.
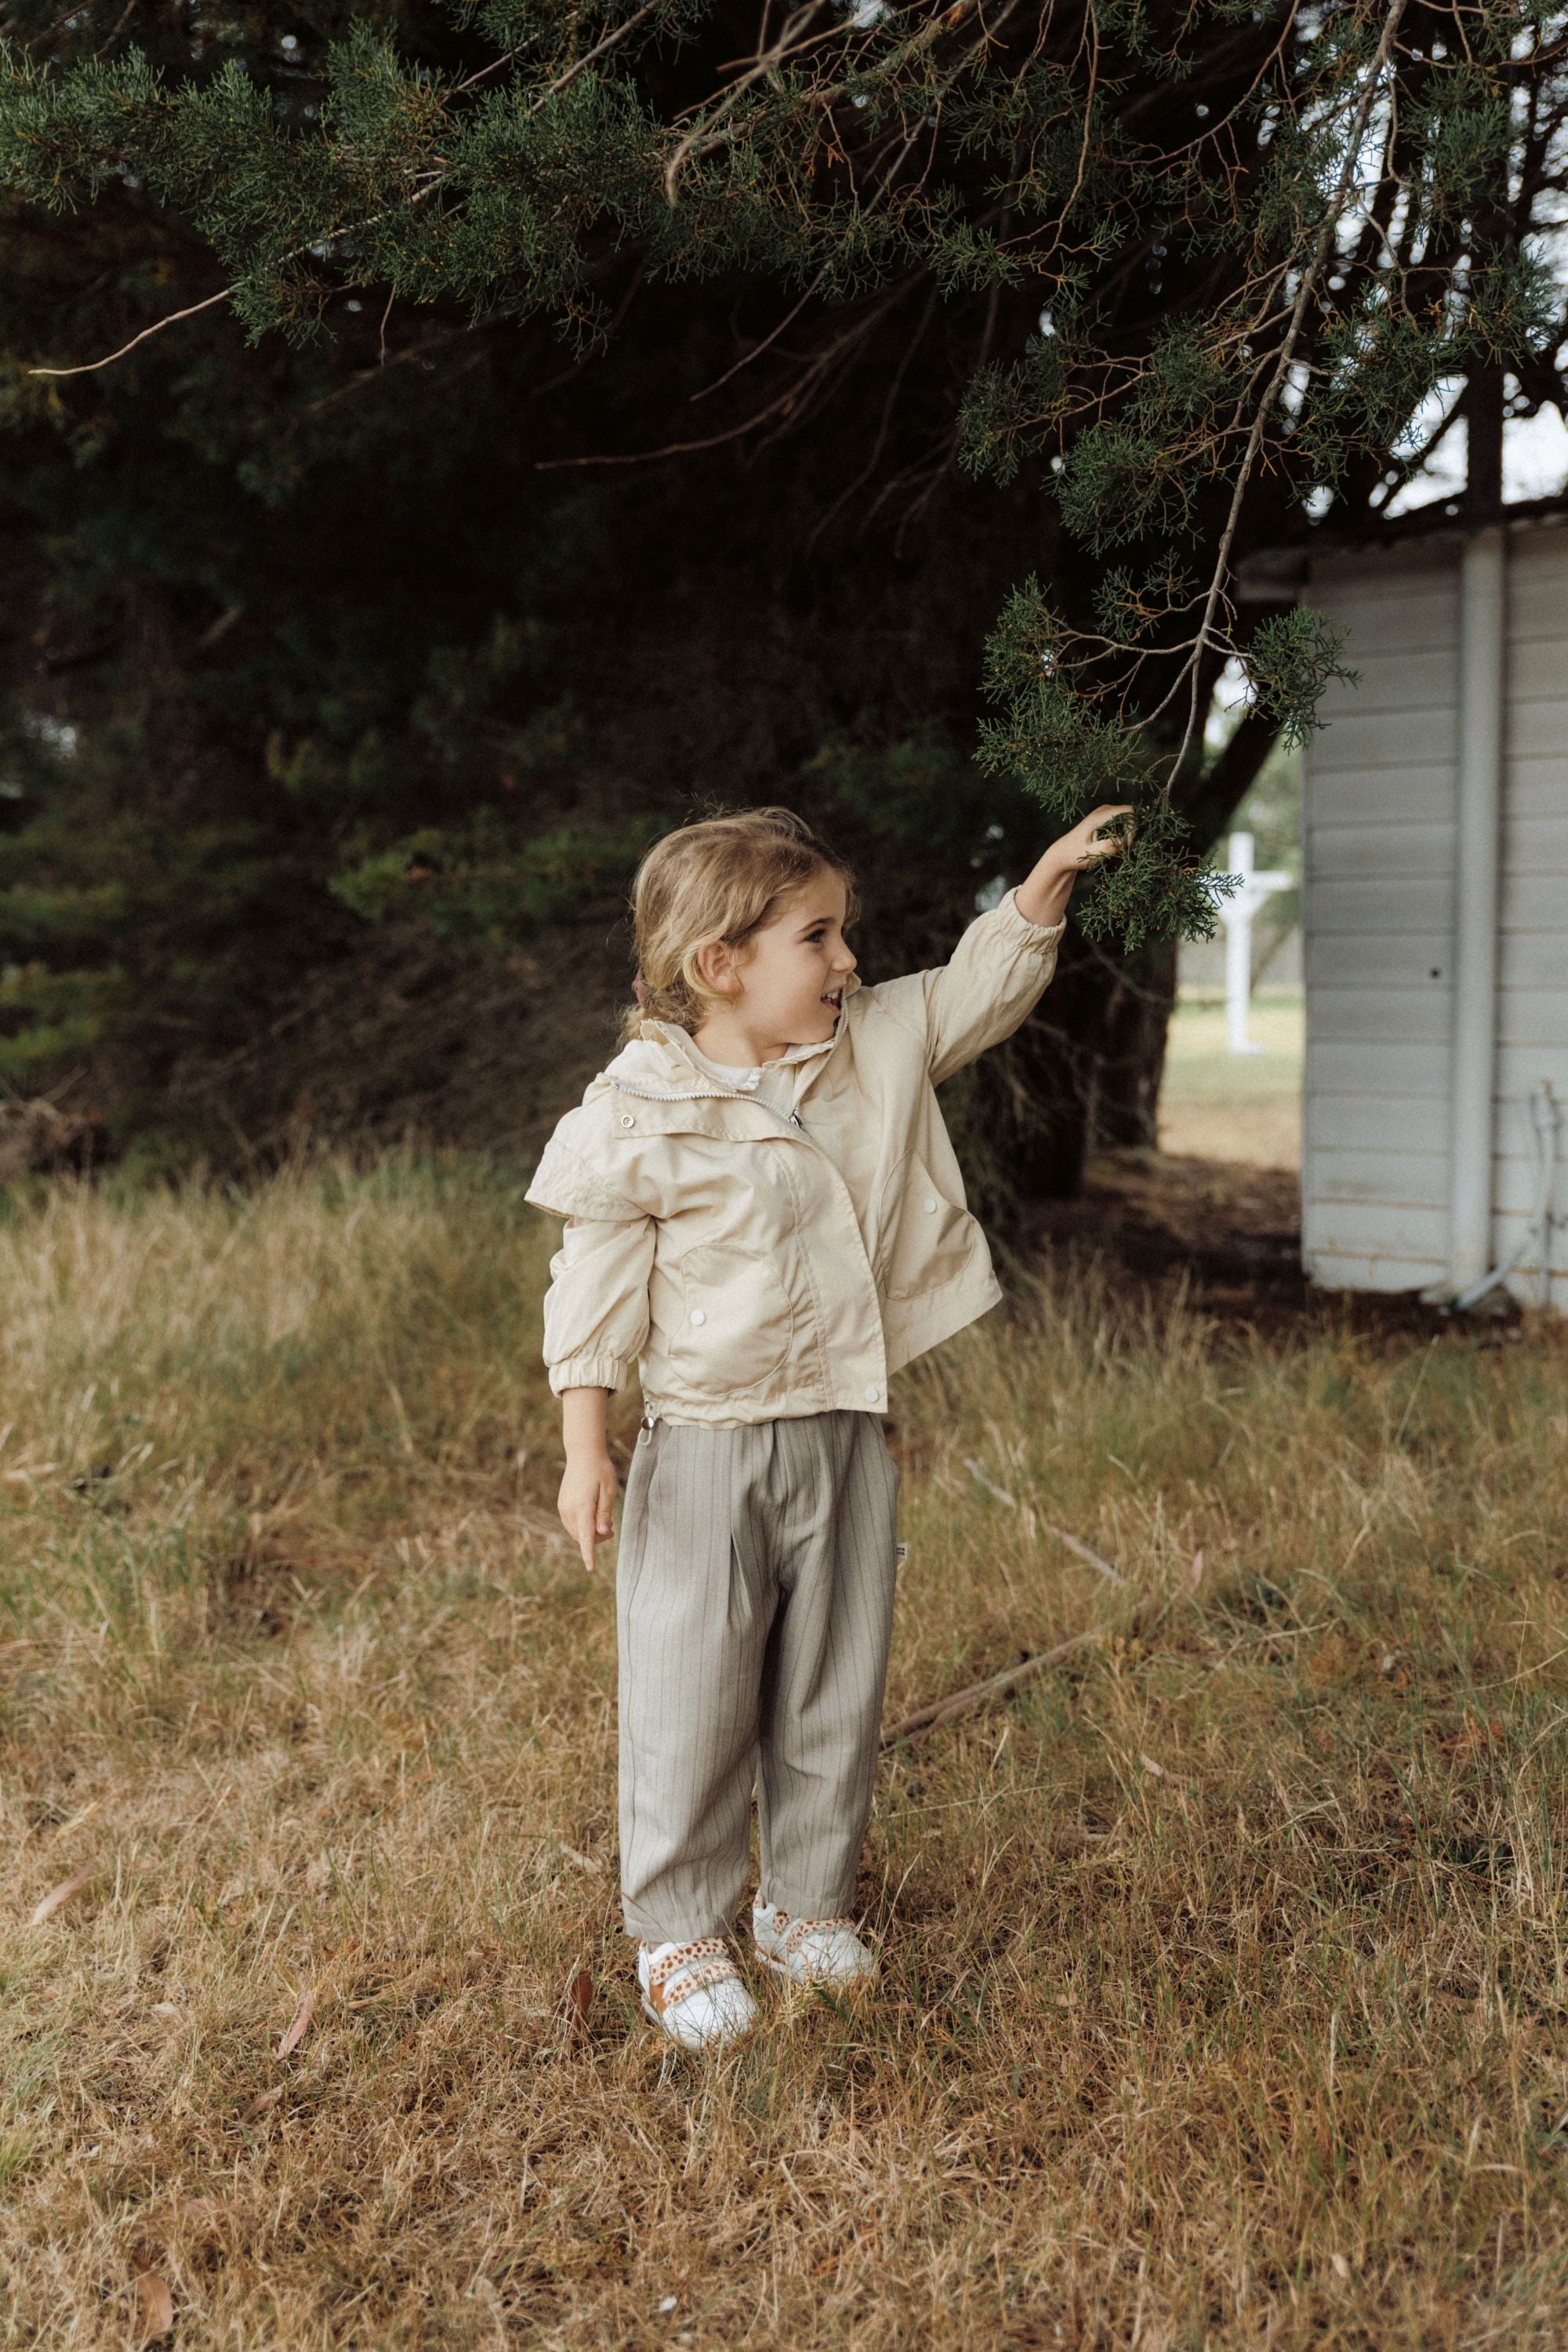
[[549, 1353, 627, 1395], [999, 887, 1068, 947]]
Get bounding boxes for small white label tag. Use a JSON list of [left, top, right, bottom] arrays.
[[895, 1542, 908, 1561]]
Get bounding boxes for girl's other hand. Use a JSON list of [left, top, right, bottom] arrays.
[[558, 1453, 619, 1573]]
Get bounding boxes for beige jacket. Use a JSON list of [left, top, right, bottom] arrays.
[[524, 887, 1065, 1425]]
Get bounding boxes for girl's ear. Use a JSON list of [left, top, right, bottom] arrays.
[[695, 938, 739, 998]]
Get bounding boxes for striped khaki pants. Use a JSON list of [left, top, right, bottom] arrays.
[[615, 1409, 902, 1946]]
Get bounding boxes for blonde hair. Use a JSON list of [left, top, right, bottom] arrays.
[[619, 805, 858, 1045]]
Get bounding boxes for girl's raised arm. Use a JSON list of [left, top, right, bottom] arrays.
[[855, 804, 1132, 1087], [1013, 804, 1134, 929]]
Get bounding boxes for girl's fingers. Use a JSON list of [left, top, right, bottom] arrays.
[[1087, 813, 1133, 858]]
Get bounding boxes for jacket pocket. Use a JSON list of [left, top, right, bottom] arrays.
[[668, 1243, 795, 1393], [881, 1150, 975, 1302]]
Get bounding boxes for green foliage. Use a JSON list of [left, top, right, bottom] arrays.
[[1242, 611, 1356, 751], [975, 579, 1222, 949], [957, 331, 1071, 485], [0, 0, 1560, 1142], [0, 963, 120, 1077], [328, 809, 666, 944], [1057, 421, 1201, 552]]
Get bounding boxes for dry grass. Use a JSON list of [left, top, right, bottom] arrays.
[[1159, 994, 1304, 1171], [2, 1156, 1567, 2350]]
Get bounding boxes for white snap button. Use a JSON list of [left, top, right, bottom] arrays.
[[864, 1383, 879, 1403], [924, 1196, 938, 1213], [690, 1308, 706, 1325], [619, 1113, 634, 1127]]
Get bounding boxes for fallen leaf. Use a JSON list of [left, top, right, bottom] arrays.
[[29, 1866, 93, 1926], [133, 2268, 174, 2340], [564, 1968, 592, 2041], [1186, 1548, 1205, 1593], [240, 2085, 284, 2123], [468, 2274, 505, 2322], [277, 1987, 316, 2058], [172, 2195, 234, 2232]]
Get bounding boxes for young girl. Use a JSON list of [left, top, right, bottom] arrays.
[[524, 801, 1127, 2050]]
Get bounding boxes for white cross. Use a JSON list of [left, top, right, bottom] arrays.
[[1221, 831, 1291, 1055]]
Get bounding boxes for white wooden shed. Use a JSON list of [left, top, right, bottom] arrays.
[[1291, 511, 1566, 1312]]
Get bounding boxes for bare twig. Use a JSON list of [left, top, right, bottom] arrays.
[[1167, 0, 1412, 775], [964, 1457, 1018, 1508], [514, 0, 667, 107], [689, 270, 827, 401], [538, 289, 896, 468], [881, 1629, 1103, 1744], [963, 1458, 1126, 1586], [1046, 1523, 1125, 1587], [27, 0, 668, 381], [29, 285, 236, 379], [663, 3, 829, 203]]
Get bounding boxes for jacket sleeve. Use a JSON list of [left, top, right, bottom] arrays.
[[524, 1107, 654, 1395], [859, 886, 1066, 1086], [538, 1213, 655, 1396]]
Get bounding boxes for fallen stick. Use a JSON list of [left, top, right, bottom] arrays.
[[881, 1628, 1103, 1745], [962, 1457, 1018, 1508], [963, 1457, 1127, 1589], [1044, 1523, 1124, 1588]]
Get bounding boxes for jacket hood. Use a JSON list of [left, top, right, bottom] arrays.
[[597, 972, 863, 1099]]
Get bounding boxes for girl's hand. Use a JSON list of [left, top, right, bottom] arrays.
[[558, 1452, 619, 1573], [1014, 804, 1134, 928]]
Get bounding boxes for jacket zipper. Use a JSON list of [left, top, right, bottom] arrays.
[[608, 1076, 805, 1131], [608, 1073, 886, 1403]]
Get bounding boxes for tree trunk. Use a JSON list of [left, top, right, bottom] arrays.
[[944, 929, 1175, 1236], [950, 700, 1284, 1220]]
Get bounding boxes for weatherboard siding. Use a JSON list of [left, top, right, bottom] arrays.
[[1301, 522, 1568, 1310]]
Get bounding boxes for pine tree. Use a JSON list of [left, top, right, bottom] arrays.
[[1, 1, 1563, 1185]]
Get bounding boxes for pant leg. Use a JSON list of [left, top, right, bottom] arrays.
[[615, 1418, 778, 1945], [755, 1410, 901, 1921]]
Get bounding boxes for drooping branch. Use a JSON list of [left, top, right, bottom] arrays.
[[1167, 0, 1411, 775], [6, 0, 1563, 956]]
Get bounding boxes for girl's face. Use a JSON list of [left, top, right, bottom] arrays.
[[697, 873, 858, 1054]]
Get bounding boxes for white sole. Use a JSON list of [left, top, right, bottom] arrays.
[[640, 1992, 755, 2051]]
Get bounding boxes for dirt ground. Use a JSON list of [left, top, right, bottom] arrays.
[[1025, 1150, 1305, 1310], [1020, 1149, 1488, 1348]]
